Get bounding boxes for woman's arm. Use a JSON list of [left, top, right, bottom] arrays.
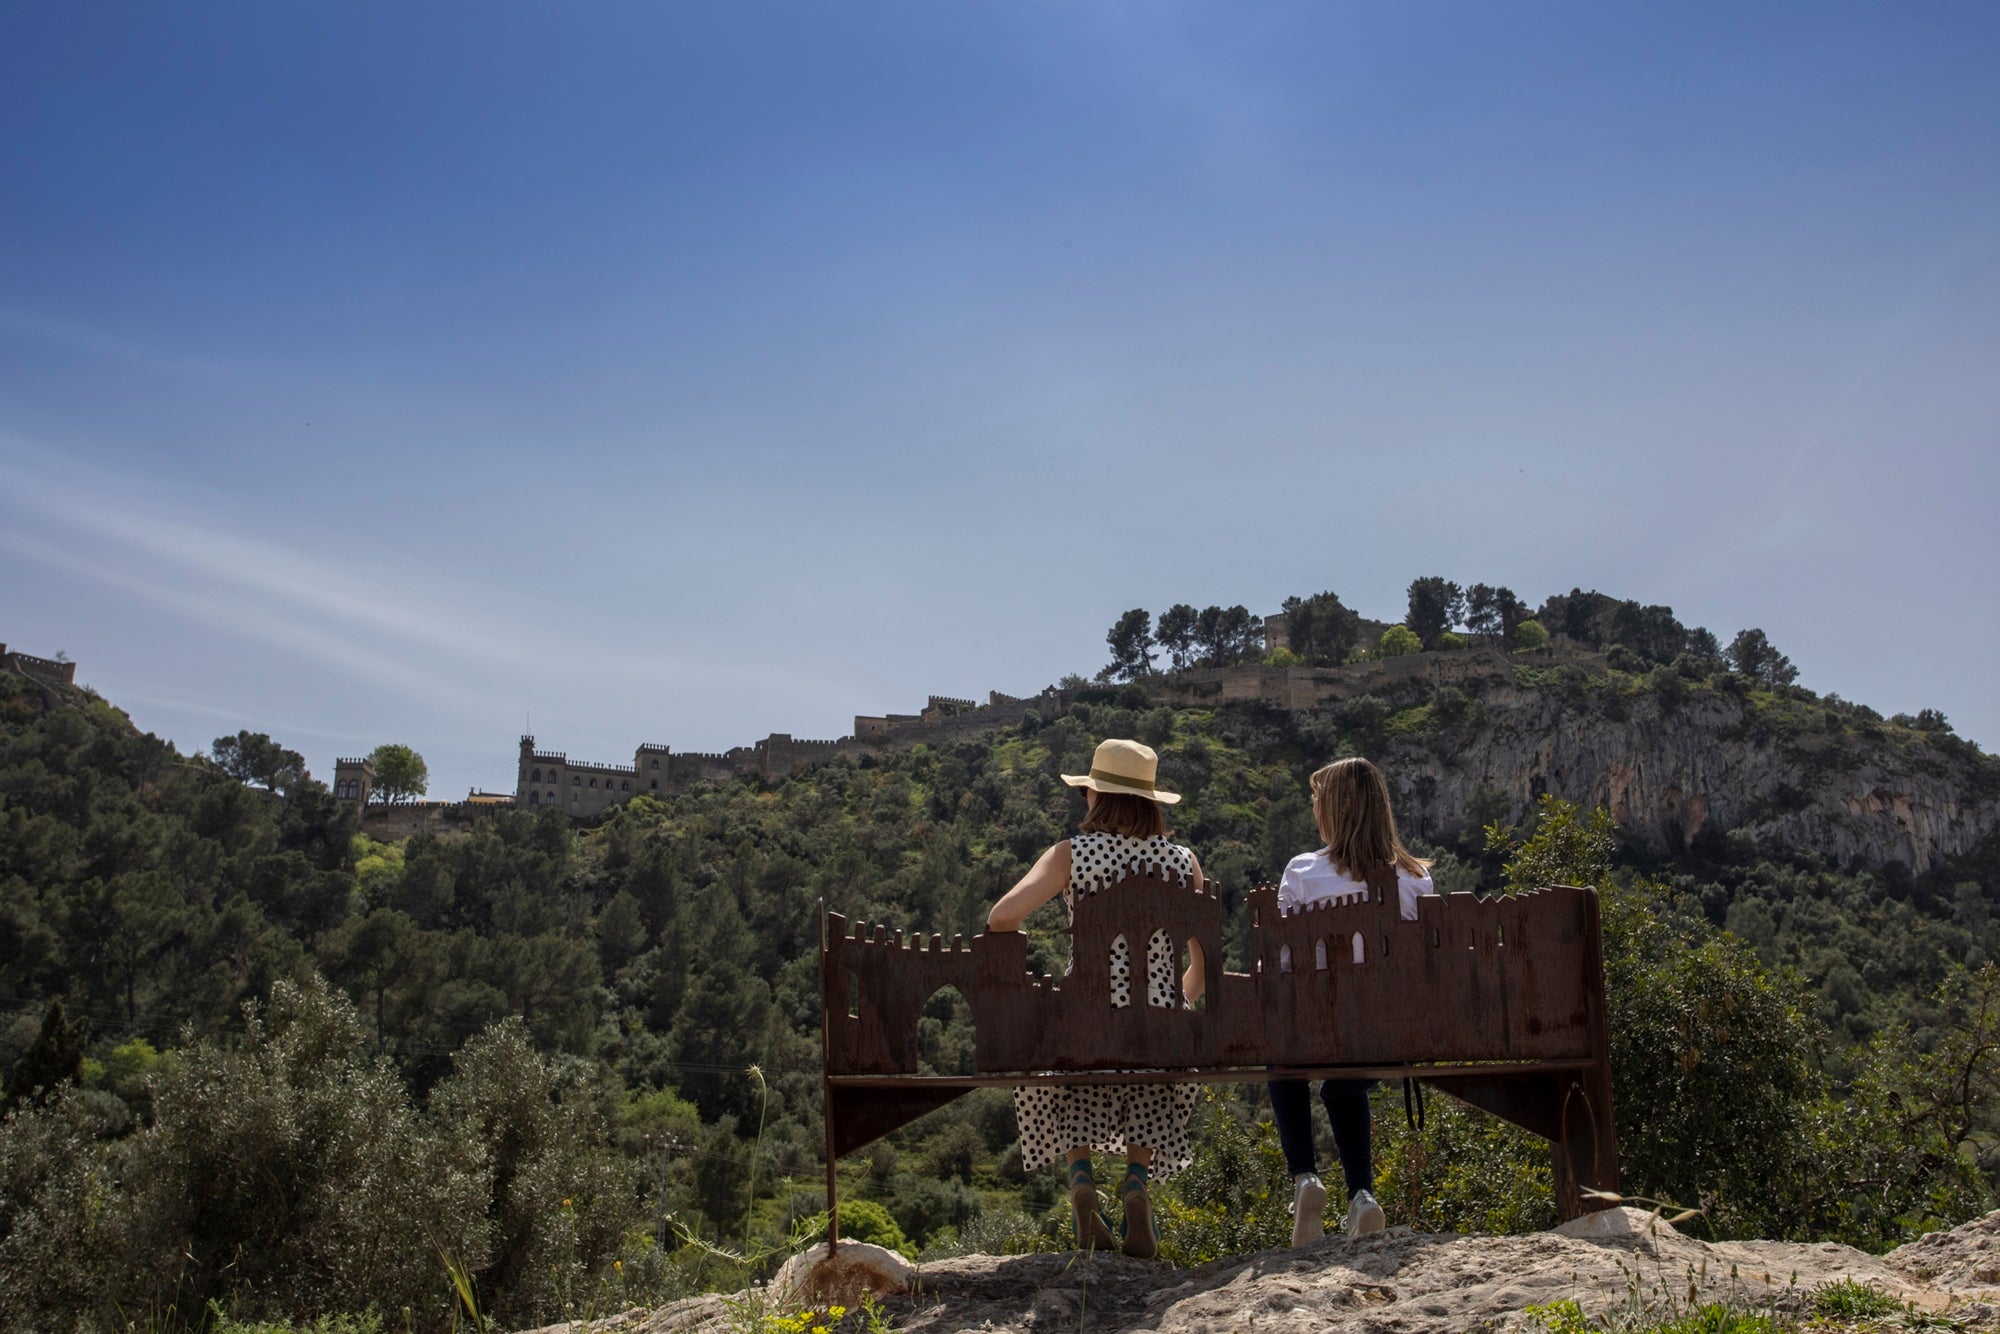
[[986, 840, 1071, 932], [1183, 851, 1208, 1001]]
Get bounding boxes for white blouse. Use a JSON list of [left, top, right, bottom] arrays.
[[1277, 849, 1436, 922]]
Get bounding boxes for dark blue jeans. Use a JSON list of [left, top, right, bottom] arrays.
[[1267, 1078, 1375, 1199]]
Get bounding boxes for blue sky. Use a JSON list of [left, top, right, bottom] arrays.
[[3, 2, 1996, 797]]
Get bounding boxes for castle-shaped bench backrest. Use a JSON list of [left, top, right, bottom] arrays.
[[821, 870, 1601, 1077], [819, 870, 1617, 1229]]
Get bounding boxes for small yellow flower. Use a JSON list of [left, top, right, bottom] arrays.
[[562, 1198, 573, 1209], [614, 1259, 623, 1272]]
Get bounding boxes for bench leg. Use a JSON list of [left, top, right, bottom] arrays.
[[1551, 1067, 1618, 1221], [825, 1089, 840, 1255], [1421, 1069, 1619, 1222]]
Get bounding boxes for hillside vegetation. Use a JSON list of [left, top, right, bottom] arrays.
[[2, 586, 1998, 1332]]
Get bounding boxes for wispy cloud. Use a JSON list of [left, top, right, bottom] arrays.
[[0, 445, 842, 728]]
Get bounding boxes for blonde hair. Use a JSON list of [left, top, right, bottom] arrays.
[[1310, 757, 1432, 881], [1078, 791, 1168, 839]]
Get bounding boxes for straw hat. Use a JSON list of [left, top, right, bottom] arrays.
[[1061, 738, 1181, 805]]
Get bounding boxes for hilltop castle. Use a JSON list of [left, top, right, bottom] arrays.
[[513, 691, 1035, 817], [0, 643, 78, 690]]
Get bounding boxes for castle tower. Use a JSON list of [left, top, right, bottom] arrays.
[[635, 742, 670, 794], [333, 756, 375, 807]]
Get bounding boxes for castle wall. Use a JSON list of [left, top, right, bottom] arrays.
[[0, 645, 79, 688]]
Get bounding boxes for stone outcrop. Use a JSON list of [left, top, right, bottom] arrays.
[[1890, 1208, 2000, 1295], [513, 1210, 2000, 1333]]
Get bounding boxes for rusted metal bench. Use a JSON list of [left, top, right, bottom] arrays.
[[819, 867, 1617, 1248]]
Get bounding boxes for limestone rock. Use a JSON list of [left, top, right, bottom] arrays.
[[1890, 1209, 2000, 1292], [574, 1221, 2000, 1334], [770, 1240, 915, 1308], [1552, 1205, 1681, 1242]]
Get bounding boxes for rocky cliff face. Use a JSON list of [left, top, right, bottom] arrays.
[[1367, 672, 1997, 875]]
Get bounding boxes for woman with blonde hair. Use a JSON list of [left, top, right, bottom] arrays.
[[1270, 756, 1436, 1247], [986, 738, 1207, 1259]]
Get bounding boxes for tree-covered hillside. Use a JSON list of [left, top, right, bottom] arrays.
[[2, 604, 1997, 1331]]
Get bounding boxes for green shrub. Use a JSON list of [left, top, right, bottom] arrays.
[[119, 975, 486, 1329], [1154, 1094, 1291, 1264], [1374, 1093, 1556, 1234], [1378, 625, 1423, 658], [1808, 1279, 1903, 1321], [880, 1171, 978, 1247], [0, 1089, 127, 1330], [428, 1018, 634, 1327], [833, 1198, 911, 1257], [206, 1307, 387, 1334]]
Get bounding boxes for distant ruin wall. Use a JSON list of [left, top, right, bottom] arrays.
[[0, 645, 78, 688]]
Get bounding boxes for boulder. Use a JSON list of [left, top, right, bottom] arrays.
[[771, 1240, 915, 1308], [1552, 1205, 1682, 1242]]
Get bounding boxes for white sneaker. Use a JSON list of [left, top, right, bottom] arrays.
[[1343, 1189, 1386, 1237], [1289, 1174, 1328, 1249]]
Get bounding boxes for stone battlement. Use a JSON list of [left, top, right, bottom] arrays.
[[1, 643, 79, 688]]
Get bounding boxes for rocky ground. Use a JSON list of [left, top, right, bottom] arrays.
[[521, 1207, 2000, 1333]]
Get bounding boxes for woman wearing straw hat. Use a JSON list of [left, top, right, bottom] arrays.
[[986, 738, 1207, 1260]]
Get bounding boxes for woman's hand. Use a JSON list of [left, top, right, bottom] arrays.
[[1181, 937, 1207, 1003], [1182, 853, 1208, 1001], [986, 840, 1071, 932]]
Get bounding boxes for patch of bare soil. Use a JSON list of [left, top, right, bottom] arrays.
[[518, 1208, 2000, 1334]]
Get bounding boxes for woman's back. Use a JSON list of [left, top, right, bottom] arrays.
[[1067, 830, 1196, 898], [1068, 831, 1195, 1010], [1279, 848, 1435, 921]]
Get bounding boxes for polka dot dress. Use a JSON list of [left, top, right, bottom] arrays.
[[1013, 832, 1201, 1179]]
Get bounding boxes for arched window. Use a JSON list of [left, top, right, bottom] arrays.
[[589, 777, 597, 787], [650, 779, 658, 790], [573, 776, 581, 785], [651, 758, 660, 769], [621, 780, 629, 790], [532, 768, 541, 782], [529, 791, 540, 805]]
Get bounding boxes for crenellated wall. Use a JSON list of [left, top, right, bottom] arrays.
[[0, 643, 79, 688]]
